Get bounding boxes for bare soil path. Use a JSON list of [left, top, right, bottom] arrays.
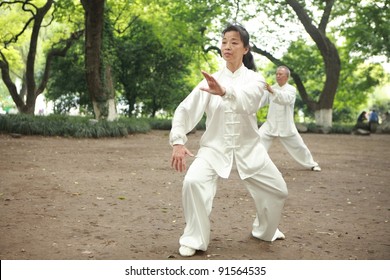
[[0, 131, 389, 260]]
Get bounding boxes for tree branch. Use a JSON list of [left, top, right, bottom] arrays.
[[203, 45, 221, 56], [36, 30, 84, 96], [41, 2, 56, 28], [286, 0, 319, 38], [0, 0, 38, 47], [319, 0, 335, 32], [25, 0, 54, 107], [0, 51, 25, 110], [21, 0, 37, 16], [114, 15, 140, 35]]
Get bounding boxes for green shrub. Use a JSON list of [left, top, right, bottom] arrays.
[[147, 117, 207, 131], [302, 122, 318, 133], [119, 117, 151, 133], [330, 123, 355, 134], [0, 114, 151, 138], [0, 114, 361, 137], [148, 118, 172, 130]]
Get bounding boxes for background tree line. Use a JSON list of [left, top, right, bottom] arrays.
[[0, 0, 389, 127]]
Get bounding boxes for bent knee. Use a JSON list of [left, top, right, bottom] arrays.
[[183, 174, 206, 192], [280, 185, 288, 199], [184, 174, 201, 186], [276, 179, 288, 199]]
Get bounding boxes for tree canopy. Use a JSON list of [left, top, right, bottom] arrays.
[[0, 0, 388, 124]]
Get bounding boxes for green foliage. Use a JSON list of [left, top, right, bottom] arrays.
[[278, 39, 387, 122], [46, 40, 90, 114], [283, 39, 324, 100], [0, 82, 14, 108], [0, 0, 83, 77], [301, 122, 352, 134], [0, 114, 151, 138], [195, 118, 207, 130], [118, 117, 151, 134], [330, 123, 355, 134], [148, 118, 172, 130], [0, 0, 85, 116], [332, 107, 355, 123], [114, 18, 193, 117], [43, 0, 225, 118], [0, 1, 32, 72], [333, 51, 386, 121], [367, 83, 390, 114], [339, 1, 390, 60], [2, 0, 389, 124], [109, 0, 228, 117], [147, 116, 206, 131], [0, 113, 374, 136], [256, 106, 268, 124]]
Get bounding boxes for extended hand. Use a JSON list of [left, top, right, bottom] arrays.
[[199, 70, 225, 96], [171, 145, 194, 172], [265, 83, 274, 94]]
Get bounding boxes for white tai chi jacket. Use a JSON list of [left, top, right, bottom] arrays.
[[259, 83, 298, 137], [170, 64, 271, 180]]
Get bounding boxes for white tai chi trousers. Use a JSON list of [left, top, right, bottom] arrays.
[[179, 157, 288, 251], [259, 132, 318, 169]]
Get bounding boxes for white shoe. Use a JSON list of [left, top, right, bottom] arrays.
[[311, 166, 321, 172], [179, 245, 196, 257], [272, 229, 285, 241]]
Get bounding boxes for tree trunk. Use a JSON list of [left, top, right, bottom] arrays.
[[0, 54, 23, 110], [81, 0, 117, 121], [21, 0, 54, 114], [315, 109, 333, 132], [287, 0, 341, 129]]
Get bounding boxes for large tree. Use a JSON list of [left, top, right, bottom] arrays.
[[0, 0, 82, 114], [280, 39, 385, 123], [248, 0, 340, 128], [80, 0, 117, 120], [112, 0, 223, 117], [46, 40, 90, 114], [115, 19, 192, 117], [222, 0, 388, 128], [44, 0, 224, 117]]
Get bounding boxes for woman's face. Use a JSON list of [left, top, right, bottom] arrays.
[[221, 31, 248, 65]]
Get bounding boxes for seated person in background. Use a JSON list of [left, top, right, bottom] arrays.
[[356, 111, 369, 130], [368, 110, 379, 133]]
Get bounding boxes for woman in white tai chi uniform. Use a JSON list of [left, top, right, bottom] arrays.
[[259, 66, 321, 172], [170, 24, 288, 257]]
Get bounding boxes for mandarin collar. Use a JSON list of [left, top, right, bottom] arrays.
[[224, 64, 245, 77]]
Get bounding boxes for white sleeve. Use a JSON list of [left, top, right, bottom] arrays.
[[270, 84, 296, 105], [169, 83, 210, 146], [224, 72, 265, 114]]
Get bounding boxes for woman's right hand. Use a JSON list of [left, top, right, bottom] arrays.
[[171, 145, 194, 172]]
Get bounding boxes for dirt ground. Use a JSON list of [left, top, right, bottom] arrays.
[[0, 130, 389, 260]]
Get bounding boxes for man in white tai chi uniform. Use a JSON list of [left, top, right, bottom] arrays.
[[259, 66, 321, 172]]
